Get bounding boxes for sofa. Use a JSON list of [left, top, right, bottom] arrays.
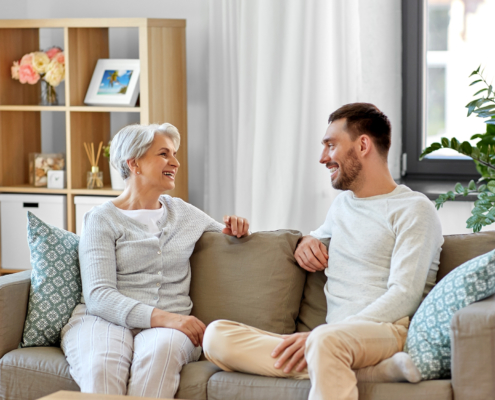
[[1, 230, 495, 400]]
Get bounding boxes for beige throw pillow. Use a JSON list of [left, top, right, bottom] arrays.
[[189, 230, 305, 334]]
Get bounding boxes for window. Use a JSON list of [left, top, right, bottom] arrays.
[[402, 0, 494, 179]]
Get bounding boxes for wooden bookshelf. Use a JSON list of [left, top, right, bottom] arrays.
[[0, 18, 188, 275]]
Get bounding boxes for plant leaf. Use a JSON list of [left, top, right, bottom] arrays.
[[455, 183, 464, 194], [468, 180, 477, 190], [487, 180, 495, 193], [474, 88, 488, 96], [441, 137, 450, 147], [460, 141, 473, 155], [470, 79, 482, 86]]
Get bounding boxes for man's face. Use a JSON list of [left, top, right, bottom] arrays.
[[320, 119, 362, 191]]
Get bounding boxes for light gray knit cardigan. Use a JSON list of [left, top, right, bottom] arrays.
[[79, 195, 223, 329]]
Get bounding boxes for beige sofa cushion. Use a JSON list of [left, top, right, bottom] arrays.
[[206, 371, 452, 400], [438, 231, 495, 282], [176, 360, 222, 400], [296, 270, 327, 332], [190, 230, 305, 334], [0, 347, 79, 400]]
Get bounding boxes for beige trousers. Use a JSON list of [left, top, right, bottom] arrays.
[[203, 319, 408, 400]]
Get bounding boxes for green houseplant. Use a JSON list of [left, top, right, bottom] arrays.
[[420, 66, 495, 232]]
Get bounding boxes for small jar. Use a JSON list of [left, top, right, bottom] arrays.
[[87, 166, 103, 189]]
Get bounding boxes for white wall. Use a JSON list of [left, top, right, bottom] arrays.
[[0, 0, 209, 209]]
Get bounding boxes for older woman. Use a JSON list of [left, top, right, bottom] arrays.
[[60, 123, 249, 398]]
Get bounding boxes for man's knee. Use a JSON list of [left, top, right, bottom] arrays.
[[307, 324, 345, 356], [203, 320, 239, 361]]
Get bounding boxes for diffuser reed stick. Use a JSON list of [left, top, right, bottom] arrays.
[[84, 141, 104, 189]]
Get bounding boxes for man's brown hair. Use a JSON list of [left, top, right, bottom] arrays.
[[328, 103, 391, 156]]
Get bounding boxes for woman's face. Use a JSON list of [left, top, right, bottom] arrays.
[[135, 134, 180, 192]]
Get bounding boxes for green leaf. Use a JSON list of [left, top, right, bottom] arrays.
[[488, 180, 495, 193], [487, 120, 495, 135], [488, 85, 493, 97], [471, 147, 481, 159], [478, 184, 488, 192], [446, 191, 456, 200], [441, 137, 450, 147], [470, 79, 482, 86], [486, 120, 495, 125], [460, 141, 473, 155], [473, 105, 495, 113], [474, 88, 488, 96], [450, 138, 460, 150], [468, 180, 477, 190], [454, 183, 464, 194]]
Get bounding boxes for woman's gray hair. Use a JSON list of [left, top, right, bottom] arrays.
[[110, 123, 180, 180]]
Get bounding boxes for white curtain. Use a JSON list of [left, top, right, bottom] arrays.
[[206, 0, 402, 234]]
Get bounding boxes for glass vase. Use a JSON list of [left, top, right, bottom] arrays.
[[40, 80, 58, 106], [87, 167, 104, 189]]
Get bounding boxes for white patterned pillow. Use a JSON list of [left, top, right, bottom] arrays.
[[20, 212, 81, 347], [404, 248, 495, 380]]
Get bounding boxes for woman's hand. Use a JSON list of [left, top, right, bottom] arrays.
[[223, 215, 250, 238], [150, 309, 206, 347]]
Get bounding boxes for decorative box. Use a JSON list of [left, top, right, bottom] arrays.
[[47, 170, 66, 189], [29, 153, 65, 187]]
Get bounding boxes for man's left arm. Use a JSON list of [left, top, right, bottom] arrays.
[[346, 199, 444, 324]]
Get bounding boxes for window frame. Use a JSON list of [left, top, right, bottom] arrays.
[[401, 0, 479, 180]]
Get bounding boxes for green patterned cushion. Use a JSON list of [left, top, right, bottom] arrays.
[[405, 248, 495, 380], [20, 212, 81, 347]]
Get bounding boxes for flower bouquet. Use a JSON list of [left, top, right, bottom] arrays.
[[11, 47, 65, 105]]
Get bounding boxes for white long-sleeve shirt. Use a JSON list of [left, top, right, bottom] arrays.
[[310, 185, 443, 325]]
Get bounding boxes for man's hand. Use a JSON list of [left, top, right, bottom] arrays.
[[223, 215, 250, 238], [271, 332, 310, 373], [151, 309, 206, 347], [294, 235, 328, 272]]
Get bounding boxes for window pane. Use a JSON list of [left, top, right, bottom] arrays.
[[425, 0, 495, 157]]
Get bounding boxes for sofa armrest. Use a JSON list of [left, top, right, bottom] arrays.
[[451, 293, 495, 400], [0, 271, 31, 358]]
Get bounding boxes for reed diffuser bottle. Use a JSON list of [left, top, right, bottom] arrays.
[[84, 142, 104, 189]]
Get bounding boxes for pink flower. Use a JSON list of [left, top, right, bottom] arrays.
[[54, 52, 65, 65], [11, 61, 20, 80], [20, 53, 34, 66], [46, 47, 62, 60], [19, 64, 40, 84]]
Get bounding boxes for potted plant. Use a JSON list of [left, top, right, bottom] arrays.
[[103, 141, 125, 190], [420, 66, 495, 232]]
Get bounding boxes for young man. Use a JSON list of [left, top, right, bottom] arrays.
[[202, 103, 443, 400]]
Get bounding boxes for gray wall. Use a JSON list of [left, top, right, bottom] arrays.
[[1, 0, 209, 209]]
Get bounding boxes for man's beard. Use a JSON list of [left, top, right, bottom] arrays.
[[331, 148, 363, 190]]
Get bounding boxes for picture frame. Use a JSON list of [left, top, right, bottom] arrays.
[[84, 59, 140, 107]]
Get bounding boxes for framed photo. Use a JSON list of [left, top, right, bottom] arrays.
[[84, 59, 140, 107]]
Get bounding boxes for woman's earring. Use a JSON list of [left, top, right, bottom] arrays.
[[137, 171, 140, 175]]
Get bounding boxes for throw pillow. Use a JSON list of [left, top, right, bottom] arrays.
[[20, 212, 81, 347], [189, 230, 306, 334], [404, 248, 495, 380]]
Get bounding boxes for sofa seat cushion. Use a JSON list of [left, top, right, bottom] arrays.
[[357, 380, 452, 400], [0, 347, 79, 400], [207, 371, 311, 400], [206, 371, 452, 400], [175, 360, 222, 400]]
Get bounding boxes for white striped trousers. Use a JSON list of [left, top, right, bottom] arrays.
[[60, 304, 201, 398]]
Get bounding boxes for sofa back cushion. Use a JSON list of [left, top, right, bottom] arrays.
[[438, 231, 495, 283], [189, 230, 305, 334]]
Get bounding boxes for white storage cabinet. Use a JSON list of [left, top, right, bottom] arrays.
[[74, 196, 116, 236], [0, 194, 66, 270]]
